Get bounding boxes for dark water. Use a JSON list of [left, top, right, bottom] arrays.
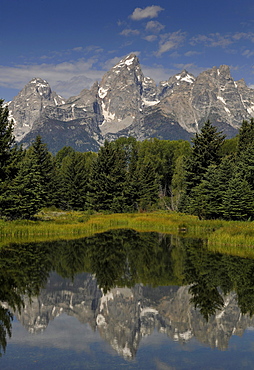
[[1, 229, 254, 369]]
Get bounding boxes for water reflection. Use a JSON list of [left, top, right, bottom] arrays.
[[1, 229, 254, 359]]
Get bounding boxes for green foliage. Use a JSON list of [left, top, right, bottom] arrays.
[[87, 140, 127, 212], [58, 151, 95, 210], [1, 151, 44, 220], [219, 136, 238, 157], [222, 172, 254, 221], [0, 99, 15, 180], [0, 107, 253, 221], [237, 118, 254, 153], [184, 121, 225, 195], [28, 136, 56, 206]]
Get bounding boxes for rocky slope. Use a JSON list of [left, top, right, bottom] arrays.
[[9, 273, 254, 359], [8, 54, 254, 153]]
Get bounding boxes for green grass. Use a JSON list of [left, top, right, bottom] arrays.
[[1, 210, 254, 258]]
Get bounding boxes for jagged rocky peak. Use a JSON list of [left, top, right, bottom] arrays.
[[98, 54, 145, 135], [173, 69, 196, 84], [29, 77, 53, 99], [9, 77, 66, 142], [158, 69, 196, 100]]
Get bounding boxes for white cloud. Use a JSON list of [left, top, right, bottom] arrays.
[[0, 59, 104, 98], [145, 21, 165, 33], [141, 64, 175, 83], [233, 32, 254, 42], [141, 63, 203, 83], [184, 50, 202, 57], [130, 6, 164, 21], [208, 34, 233, 47], [120, 28, 140, 36], [156, 31, 186, 56], [242, 49, 254, 57], [144, 35, 158, 42], [190, 33, 241, 48]]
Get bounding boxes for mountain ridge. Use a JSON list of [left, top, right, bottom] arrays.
[[8, 54, 254, 153]]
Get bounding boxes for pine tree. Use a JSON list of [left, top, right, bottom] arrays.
[[59, 151, 95, 210], [222, 172, 254, 221], [185, 121, 225, 193], [87, 141, 127, 212], [237, 118, 254, 153], [2, 151, 44, 220], [28, 136, 55, 207], [237, 145, 254, 191], [136, 160, 159, 211], [0, 99, 15, 181], [187, 157, 234, 219], [180, 121, 225, 213]]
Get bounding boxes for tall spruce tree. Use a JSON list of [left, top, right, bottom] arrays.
[[58, 151, 95, 210], [0, 100, 26, 219], [222, 171, 254, 221], [87, 140, 127, 212], [136, 160, 159, 211], [0, 100, 15, 181], [237, 118, 254, 154], [28, 136, 56, 207], [2, 150, 44, 220], [180, 121, 225, 213], [187, 156, 234, 219]]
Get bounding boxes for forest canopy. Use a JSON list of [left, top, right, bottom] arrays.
[[0, 99, 253, 221]]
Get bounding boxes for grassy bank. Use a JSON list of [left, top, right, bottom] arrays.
[[1, 210, 254, 258]]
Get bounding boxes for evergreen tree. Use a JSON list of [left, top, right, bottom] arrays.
[[59, 151, 95, 210], [180, 121, 225, 213], [187, 157, 234, 219], [2, 151, 44, 219], [185, 121, 225, 193], [237, 118, 254, 153], [55, 146, 75, 167], [136, 160, 159, 211], [222, 172, 254, 221], [28, 136, 55, 207], [0, 99, 15, 181], [87, 140, 127, 212], [237, 145, 254, 191]]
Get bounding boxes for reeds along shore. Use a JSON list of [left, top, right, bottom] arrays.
[[1, 211, 254, 258]]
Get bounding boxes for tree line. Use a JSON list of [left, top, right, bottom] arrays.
[[0, 98, 253, 221]]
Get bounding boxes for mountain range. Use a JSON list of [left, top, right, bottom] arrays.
[[7, 54, 254, 153], [11, 272, 254, 359]]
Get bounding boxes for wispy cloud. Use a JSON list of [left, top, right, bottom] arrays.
[[156, 31, 186, 56], [130, 6, 164, 21], [190, 33, 233, 48], [144, 35, 158, 42], [0, 59, 105, 98], [190, 32, 254, 49], [120, 29, 140, 36], [232, 32, 254, 42], [141, 62, 205, 83], [242, 49, 254, 57], [145, 20, 165, 33], [184, 50, 203, 57]]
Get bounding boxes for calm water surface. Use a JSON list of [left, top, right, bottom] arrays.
[[1, 229, 254, 369]]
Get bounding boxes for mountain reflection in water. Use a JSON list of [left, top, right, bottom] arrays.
[[1, 229, 254, 362]]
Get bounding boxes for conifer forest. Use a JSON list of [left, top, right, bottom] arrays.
[[1, 98, 254, 221]]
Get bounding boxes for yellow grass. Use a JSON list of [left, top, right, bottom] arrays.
[[1, 210, 254, 258]]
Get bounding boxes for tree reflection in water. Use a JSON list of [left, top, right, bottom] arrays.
[[1, 229, 254, 354]]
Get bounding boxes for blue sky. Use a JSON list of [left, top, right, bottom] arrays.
[[1, 0, 254, 100]]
